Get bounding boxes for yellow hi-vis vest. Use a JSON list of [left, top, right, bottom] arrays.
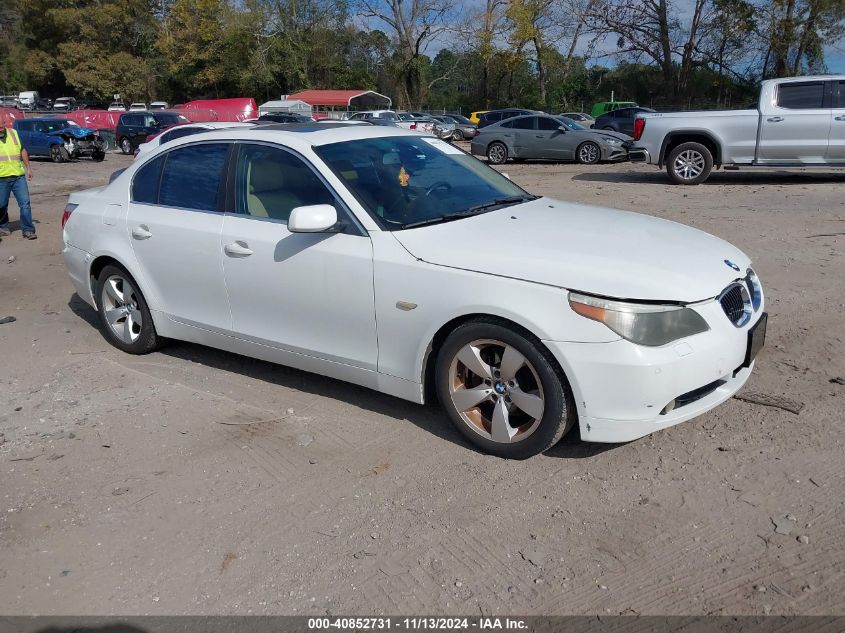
[[0, 128, 25, 177]]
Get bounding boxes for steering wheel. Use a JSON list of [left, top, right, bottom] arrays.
[[425, 181, 452, 197]]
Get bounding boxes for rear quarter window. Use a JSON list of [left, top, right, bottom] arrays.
[[131, 155, 165, 204]]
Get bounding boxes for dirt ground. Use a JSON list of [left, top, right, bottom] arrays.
[[1, 148, 843, 617]]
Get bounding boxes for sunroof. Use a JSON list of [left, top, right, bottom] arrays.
[[251, 122, 358, 133]]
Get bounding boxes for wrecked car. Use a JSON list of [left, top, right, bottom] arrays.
[[13, 118, 107, 163]]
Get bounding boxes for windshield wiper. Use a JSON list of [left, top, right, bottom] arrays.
[[399, 195, 538, 229]]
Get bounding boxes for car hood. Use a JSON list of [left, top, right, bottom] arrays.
[[50, 126, 96, 138], [391, 198, 750, 302]]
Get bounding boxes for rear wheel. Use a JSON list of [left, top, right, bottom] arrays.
[[451, 129, 463, 141], [435, 320, 574, 459], [601, 125, 614, 131], [119, 137, 133, 155], [95, 264, 162, 354], [50, 145, 69, 163], [487, 141, 508, 165], [576, 141, 601, 164], [666, 141, 713, 185]]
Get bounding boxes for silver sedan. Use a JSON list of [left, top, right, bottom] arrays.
[[470, 114, 630, 165]]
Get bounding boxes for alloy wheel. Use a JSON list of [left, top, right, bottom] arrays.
[[579, 143, 599, 163], [100, 274, 143, 344], [487, 143, 507, 164], [673, 149, 705, 181], [448, 339, 545, 444]]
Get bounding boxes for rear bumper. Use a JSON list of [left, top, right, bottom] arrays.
[[627, 147, 650, 162], [62, 242, 95, 308]]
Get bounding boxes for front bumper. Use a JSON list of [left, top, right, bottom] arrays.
[[601, 144, 629, 162], [543, 301, 764, 443]]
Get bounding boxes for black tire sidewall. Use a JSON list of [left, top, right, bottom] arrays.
[[120, 138, 132, 155], [435, 320, 573, 459], [666, 142, 713, 185], [95, 264, 161, 354]]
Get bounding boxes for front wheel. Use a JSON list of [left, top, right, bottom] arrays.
[[451, 129, 463, 141], [95, 264, 163, 354], [576, 141, 601, 164], [50, 145, 69, 163], [119, 137, 133, 155], [666, 142, 713, 185], [435, 320, 574, 459], [486, 141, 508, 165], [91, 150, 106, 162]]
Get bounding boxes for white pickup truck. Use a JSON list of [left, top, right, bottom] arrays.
[[628, 75, 845, 184]]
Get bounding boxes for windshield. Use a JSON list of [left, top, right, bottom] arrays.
[[44, 120, 80, 131], [555, 116, 587, 131], [449, 114, 472, 125], [153, 113, 189, 126], [315, 136, 532, 230]]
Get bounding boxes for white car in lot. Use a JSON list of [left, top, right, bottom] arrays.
[[134, 121, 256, 158], [61, 124, 766, 458]]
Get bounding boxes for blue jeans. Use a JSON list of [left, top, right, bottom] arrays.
[[0, 175, 35, 234]]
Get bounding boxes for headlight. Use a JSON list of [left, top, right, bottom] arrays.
[[600, 136, 621, 145], [568, 292, 710, 346], [745, 268, 762, 311]]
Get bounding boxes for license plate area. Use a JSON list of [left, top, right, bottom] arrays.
[[743, 312, 767, 368]]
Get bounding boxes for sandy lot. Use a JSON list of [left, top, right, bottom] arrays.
[[0, 149, 843, 616]]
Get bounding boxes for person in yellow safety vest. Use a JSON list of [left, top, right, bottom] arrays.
[[0, 125, 36, 240]]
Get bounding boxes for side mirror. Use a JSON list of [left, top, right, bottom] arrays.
[[557, 126, 568, 133], [288, 204, 339, 233]]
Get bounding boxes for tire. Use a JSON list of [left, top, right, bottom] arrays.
[[95, 264, 163, 354], [451, 129, 463, 141], [119, 137, 133, 155], [486, 141, 508, 165], [435, 319, 575, 459], [601, 125, 614, 131], [50, 145, 69, 163], [666, 141, 713, 185], [91, 150, 106, 162], [576, 141, 601, 164]]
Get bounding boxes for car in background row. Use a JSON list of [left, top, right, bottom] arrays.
[[477, 109, 539, 128], [52, 97, 79, 112], [590, 100, 638, 118], [469, 110, 488, 124], [129, 103, 147, 111], [116, 111, 191, 154], [150, 101, 169, 110], [0, 96, 21, 108], [594, 106, 656, 136], [108, 102, 128, 112], [135, 121, 256, 158], [472, 114, 630, 165], [559, 112, 595, 126], [13, 117, 106, 162], [62, 124, 766, 458], [433, 114, 477, 140]]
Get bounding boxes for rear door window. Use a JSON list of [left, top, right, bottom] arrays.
[[512, 117, 536, 130], [131, 155, 165, 204], [158, 143, 229, 211], [777, 82, 826, 109]]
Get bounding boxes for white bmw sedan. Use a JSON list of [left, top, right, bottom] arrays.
[[62, 123, 766, 459]]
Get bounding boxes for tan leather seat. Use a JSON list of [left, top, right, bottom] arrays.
[[246, 160, 302, 221]]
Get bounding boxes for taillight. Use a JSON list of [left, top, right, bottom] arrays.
[[633, 118, 645, 141], [62, 203, 78, 228], [410, 123, 416, 130]]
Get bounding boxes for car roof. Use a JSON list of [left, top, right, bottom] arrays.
[[22, 117, 72, 122], [142, 123, 424, 157]]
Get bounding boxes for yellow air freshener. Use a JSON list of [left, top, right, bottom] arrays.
[[398, 166, 410, 187]]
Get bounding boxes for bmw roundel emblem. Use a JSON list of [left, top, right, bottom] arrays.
[[724, 259, 740, 272]]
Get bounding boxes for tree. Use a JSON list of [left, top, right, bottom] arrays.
[[760, 0, 845, 77], [358, 0, 458, 108]]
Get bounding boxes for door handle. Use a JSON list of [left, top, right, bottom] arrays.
[[767, 116, 784, 122], [535, 135, 545, 138], [224, 241, 253, 257], [131, 225, 152, 240], [835, 115, 845, 121]]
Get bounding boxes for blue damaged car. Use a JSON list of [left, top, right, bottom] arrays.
[[13, 118, 107, 163]]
